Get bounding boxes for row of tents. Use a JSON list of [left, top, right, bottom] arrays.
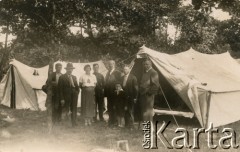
[[1, 46, 240, 128]]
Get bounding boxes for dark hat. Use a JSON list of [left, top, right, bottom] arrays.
[[65, 63, 75, 69], [55, 63, 62, 68]]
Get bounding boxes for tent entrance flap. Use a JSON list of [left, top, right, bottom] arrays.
[[131, 58, 191, 112], [10, 66, 16, 109]]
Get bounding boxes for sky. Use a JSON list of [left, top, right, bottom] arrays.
[[0, 0, 233, 45], [182, 0, 231, 21], [166, 0, 232, 41], [0, 33, 16, 46]]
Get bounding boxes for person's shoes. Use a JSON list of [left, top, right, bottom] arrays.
[[118, 125, 124, 128]]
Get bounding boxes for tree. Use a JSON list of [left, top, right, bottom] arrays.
[[0, 0, 22, 79], [1, 0, 240, 69]]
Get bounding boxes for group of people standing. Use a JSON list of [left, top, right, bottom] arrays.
[[104, 61, 138, 129], [44, 58, 160, 129]]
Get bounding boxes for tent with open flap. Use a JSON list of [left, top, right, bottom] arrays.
[[0, 59, 107, 111], [131, 46, 240, 127]]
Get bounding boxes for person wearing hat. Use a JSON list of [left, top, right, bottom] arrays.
[[58, 63, 79, 127]]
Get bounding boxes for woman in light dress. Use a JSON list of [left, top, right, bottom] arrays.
[[79, 65, 97, 126]]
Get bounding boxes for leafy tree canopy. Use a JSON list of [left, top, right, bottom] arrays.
[[0, 0, 239, 71]]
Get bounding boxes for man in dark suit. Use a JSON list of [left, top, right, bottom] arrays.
[[104, 60, 122, 126], [93, 63, 105, 121], [58, 63, 79, 127], [50, 63, 63, 123], [139, 59, 159, 122], [43, 63, 62, 124], [122, 65, 138, 129]]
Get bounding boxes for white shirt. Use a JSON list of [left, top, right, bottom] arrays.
[[79, 74, 97, 87], [68, 74, 75, 87], [123, 73, 130, 87], [146, 67, 152, 73], [109, 68, 115, 75]]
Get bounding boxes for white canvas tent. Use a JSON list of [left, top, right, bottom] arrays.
[[0, 59, 107, 111], [133, 46, 240, 127]]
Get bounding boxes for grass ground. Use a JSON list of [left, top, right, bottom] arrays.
[[0, 105, 240, 152]]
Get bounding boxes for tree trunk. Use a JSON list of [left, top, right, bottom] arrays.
[[4, 23, 9, 49], [79, 20, 83, 37], [165, 22, 168, 43], [0, 23, 10, 79], [46, 58, 54, 133], [0, 23, 10, 80], [87, 18, 93, 39], [0, 50, 9, 80], [50, 1, 56, 44], [174, 23, 180, 42], [46, 1, 56, 133]]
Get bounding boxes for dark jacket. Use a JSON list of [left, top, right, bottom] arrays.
[[42, 72, 62, 108], [113, 90, 127, 117], [104, 70, 122, 97], [93, 72, 105, 97], [121, 74, 138, 100], [58, 73, 79, 101], [51, 72, 60, 94], [42, 72, 61, 95], [139, 68, 159, 95]]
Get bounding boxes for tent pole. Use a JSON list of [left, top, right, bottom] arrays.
[[158, 79, 180, 127], [205, 91, 212, 128], [10, 66, 16, 109]]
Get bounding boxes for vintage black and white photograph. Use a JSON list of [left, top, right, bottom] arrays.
[[0, 0, 240, 152]]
